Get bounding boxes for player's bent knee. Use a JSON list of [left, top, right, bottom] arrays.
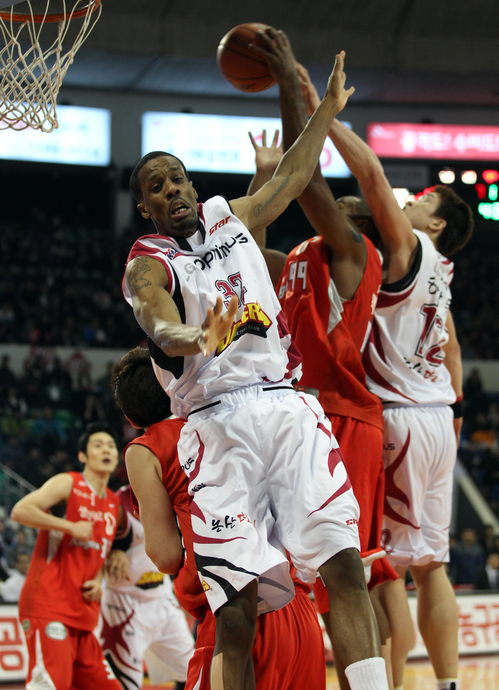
[[319, 548, 367, 595], [215, 583, 258, 651]]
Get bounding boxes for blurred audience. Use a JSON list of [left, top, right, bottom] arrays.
[[474, 552, 499, 591], [0, 550, 30, 602], [450, 528, 486, 585]]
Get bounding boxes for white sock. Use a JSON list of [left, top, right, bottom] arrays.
[[436, 680, 458, 690], [345, 657, 390, 690], [394, 686, 404, 690]]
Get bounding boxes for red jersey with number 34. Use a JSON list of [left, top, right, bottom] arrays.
[[18, 472, 119, 631], [278, 235, 383, 430]]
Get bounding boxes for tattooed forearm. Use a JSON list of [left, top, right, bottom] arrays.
[[127, 256, 153, 293], [253, 175, 291, 218]]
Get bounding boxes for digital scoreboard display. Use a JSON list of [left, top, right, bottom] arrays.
[[142, 111, 353, 179], [0, 105, 111, 166]]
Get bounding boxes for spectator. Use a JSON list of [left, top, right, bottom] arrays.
[[0, 550, 31, 602], [480, 524, 497, 555], [451, 528, 486, 585], [0, 355, 16, 395], [4, 386, 28, 417], [0, 436, 25, 471], [474, 552, 499, 591], [0, 520, 11, 580], [1, 410, 31, 440], [6, 528, 32, 568], [31, 406, 66, 456]]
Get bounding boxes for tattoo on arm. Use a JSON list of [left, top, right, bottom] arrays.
[[128, 256, 153, 293], [253, 176, 291, 218], [172, 302, 181, 320]]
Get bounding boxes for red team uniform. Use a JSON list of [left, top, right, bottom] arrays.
[[19, 471, 121, 690], [126, 418, 326, 690], [278, 235, 398, 612]]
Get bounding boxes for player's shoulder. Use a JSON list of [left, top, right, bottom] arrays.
[[288, 235, 324, 258]]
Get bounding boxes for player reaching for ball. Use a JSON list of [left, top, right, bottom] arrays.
[[122, 29, 389, 690], [248, 29, 400, 690], [297, 60, 473, 690]]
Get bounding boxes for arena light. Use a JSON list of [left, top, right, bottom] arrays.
[[478, 202, 499, 221], [461, 170, 477, 184], [483, 170, 499, 184], [438, 169, 455, 184], [392, 188, 410, 208], [475, 183, 487, 200], [489, 184, 498, 201]]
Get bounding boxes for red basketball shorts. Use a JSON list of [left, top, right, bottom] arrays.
[[185, 589, 325, 690], [22, 616, 121, 690], [313, 414, 397, 613]]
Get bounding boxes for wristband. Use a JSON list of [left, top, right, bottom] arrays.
[[450, 394, 463, 418]]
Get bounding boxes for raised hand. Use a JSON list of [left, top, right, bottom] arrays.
[[249, 27, 296, 82], [197, 295, 239, 357], [248, 129, 283, 175], [296, 62, 322, 117], [69, 520, 94, 540], [324, 51, 355, 113]]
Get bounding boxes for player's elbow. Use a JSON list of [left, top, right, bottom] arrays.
[[358, 158, 386, 188], [10, 501, 27, 525], [146, 543, 182, 575]]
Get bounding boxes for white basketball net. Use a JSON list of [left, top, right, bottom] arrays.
[[0, 0, 102, 132]]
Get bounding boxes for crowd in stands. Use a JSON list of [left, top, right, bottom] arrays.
[[448, 526, 499, 590], [0, 214, 143, 349], [0, 351, 133, 492], [0, 211, 497, 358], [451, 247, 499, 360], [459, 368, 499, 517]]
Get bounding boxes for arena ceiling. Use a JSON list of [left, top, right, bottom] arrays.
[[16, 0, 499, 104]]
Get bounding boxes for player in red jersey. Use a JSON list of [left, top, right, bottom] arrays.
[[297, 62, 473, 690], [251, 31, 398, 689], [11, 422, 122, 690], [111, 346, 326, 690]]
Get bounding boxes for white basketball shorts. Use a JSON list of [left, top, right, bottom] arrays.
[[381, 404, 456, 567], [178, 384, 361, 614], [100, 585, 194, 689]]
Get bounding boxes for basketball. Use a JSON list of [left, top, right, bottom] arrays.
[[217, 23, 276, 93]]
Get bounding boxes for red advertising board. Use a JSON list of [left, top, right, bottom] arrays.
[[367, 123, 499, 160]]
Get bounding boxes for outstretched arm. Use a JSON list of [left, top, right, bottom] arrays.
[[11, 473, 94, 539], [125, 255, 238, 357], [297, 63, 417, 282], [230, 30, 354, 235], [259, 31, 366, 299], [125, 444, 183, 574], [246, 128, 288, 287]]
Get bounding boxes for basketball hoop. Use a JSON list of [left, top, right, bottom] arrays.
[[0, 0, 102, 132]]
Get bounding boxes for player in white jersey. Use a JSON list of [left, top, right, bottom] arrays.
[[298, 66, 473, 690], [122, 40, 390, 690], [100, 485, 194, 690]]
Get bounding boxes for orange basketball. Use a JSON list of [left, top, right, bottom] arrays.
[[217, 23, 276, 93]]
